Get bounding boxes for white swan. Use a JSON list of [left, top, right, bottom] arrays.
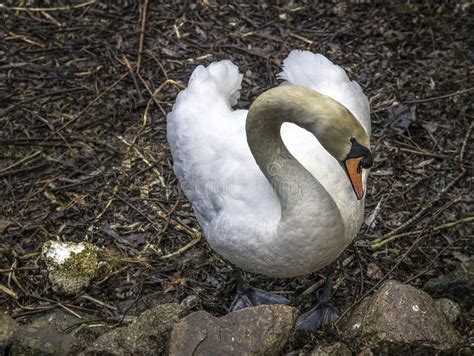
[[167, 50, 372, 328]]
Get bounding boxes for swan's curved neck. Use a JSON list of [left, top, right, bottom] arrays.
[[246, 86, 363, 226]]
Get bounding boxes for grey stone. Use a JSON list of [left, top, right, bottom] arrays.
[[169, 304, 299, 356], [310, 342, 352, 356], [180, 294, 200, 309], [340, 280, 461, 352], [1, 312, 84, 355], [434, 298, 461, 323], [0, 313, 18, 354], [425, 257, 474, 305], [11, 324, 83, 355], [27, 309, 109, 344], [81, 303, 188, 355]]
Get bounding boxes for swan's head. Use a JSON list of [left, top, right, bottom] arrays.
[[341, 137, 373, 200], [310, 104, 373, 200]]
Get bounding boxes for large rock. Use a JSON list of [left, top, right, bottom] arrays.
[[81, 303, 188, 355], [425, 257, 474, 305], [340, 280, 461, 353], [1, 311, 83, 355], [27, 309, 109, 344], [11, 325, 83, 355], [169, 304, 299, 356]]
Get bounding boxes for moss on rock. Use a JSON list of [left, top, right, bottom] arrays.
[[42, 241, 99, 295]]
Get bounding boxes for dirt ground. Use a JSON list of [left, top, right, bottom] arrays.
[[1, 1, 472, 352]]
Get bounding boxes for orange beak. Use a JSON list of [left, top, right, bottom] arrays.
[[344, 157, 364, 200]]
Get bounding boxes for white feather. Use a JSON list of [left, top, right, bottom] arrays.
[[278, 50, 371, 135]]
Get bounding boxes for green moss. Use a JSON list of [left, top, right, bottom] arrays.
[[42, 241, 99, 295]]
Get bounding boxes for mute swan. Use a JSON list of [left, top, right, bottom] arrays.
[[167, 50, 372, 330]]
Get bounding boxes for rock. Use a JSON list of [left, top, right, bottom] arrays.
[[117, 291, 171, 317], [27, 309, 109, 344], [0, 313, 18, 354], [169, 304, 299, 356], [357, 347, 374, 356], [180, 294, 200, 310], [81, 303, 188, 355], [425, 257, 474, 305], [11, 325, 83, 356], [42, 240, 99, 295], [1, 312, 84, 355], [310, 342, 352, 356], [434, 298, 461, 323], [340, 280, 461, 353]]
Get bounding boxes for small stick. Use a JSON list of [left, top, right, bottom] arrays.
[[57, 303, 83, 319], [371, 216, 473, 250], [123, 55, 143, 101], [459, 121, 473, 162], [372, 87, 474, 112], [0, 151, 41, 174], [396, 147, 449, 159], [80, 295, 117, 311], [136, 0, 149, 73], [0, 284, 18, 299], [159, 234, 202, 260], [404, 87, 474, 104]]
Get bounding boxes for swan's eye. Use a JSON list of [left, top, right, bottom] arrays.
[[361, 155, 373, 169], [346, 137, 372, 170]]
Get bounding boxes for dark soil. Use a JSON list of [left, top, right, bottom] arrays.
[[1, 1, 472, 353]]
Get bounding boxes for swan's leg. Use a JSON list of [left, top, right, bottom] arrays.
[[229, 270, 290, 312], [295, 264, 339, 331]]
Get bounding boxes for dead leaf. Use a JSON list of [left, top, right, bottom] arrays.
[[367, 262, 384, 280], [388, 104, 413, 135]]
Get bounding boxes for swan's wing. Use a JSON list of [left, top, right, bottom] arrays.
[[278, 50, 371, 136], [167, 60, 279, 230]]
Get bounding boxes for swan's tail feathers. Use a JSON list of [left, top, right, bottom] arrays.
[[188, 60, 243, 107], [207, 60, 243, 106], [278, 50, 371, 135]]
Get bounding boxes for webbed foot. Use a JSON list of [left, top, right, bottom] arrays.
[[295, 301, 339, 331], [295, 262, 339, 331], [229, 286, 291, 312]]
